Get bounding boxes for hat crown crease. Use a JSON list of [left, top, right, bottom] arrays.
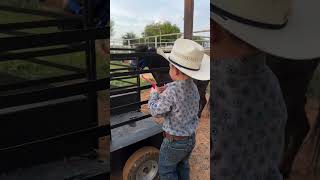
[[213, 0, 290, 25], [171, 39, 204, 69]]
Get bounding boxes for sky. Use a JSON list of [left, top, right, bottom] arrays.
[[110, 0, 210, 39]]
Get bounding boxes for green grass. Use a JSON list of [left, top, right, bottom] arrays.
[[0, 9, 108, 84], [0, 50, 107, 81], [110, 61, 150, 88], [0, 10, 55, 38], [0, 9, 51, 24]]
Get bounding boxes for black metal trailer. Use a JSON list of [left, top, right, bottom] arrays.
[[110, 48, 170, 180], [0, 1, 109, 179]]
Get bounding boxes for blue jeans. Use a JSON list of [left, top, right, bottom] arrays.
[[159, 133, 196, 180]]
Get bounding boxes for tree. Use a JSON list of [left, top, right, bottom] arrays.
[[122, 32, 137, 46], [143, 21, 181, 45], [192, 35, 208, 47], [110, 19, 115, 37]]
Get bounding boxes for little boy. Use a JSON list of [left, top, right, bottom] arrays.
[[148, 39, 210, 180]]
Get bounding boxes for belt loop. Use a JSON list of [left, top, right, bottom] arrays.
[[163, 132, 174, 142]]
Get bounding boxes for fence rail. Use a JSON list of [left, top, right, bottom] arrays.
[[111, 29, 210, 50]]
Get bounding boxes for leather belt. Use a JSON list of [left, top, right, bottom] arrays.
[[163, 132, 188, 141]]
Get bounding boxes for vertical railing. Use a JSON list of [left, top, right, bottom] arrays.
[[83, 0, 98, 136]]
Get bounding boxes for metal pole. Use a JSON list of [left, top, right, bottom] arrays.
[[184, 0, 194, 40], [159, 28, 162, 47], [83, 0, 98, 145]]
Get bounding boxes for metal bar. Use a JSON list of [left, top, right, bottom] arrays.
[[0, 18, 82, 31], [110, 84, 137, 91], [110, 68, 169, 78], [23, 58, 85, 73], [110, 114, 152, 129], [122, 30, 209, 41], [136, 58, 141, 107], [83, 1, 99, 141], [0, 78, 109, 108], [110, 67, 135, 72], [115, 79, 137, 85], [0, 4, 75, 18], [0, 73, 86, 91], [0, 44, 86, 62], [110, 100, 148, 112], [110, 76, 136, 81], [110, 84, 152, 96], [86, 2, 98, 79], [0, 125, 110, 153], [2, 30, 34, 36], [110, 53, 156, 60], [110, 48, 135, 51], [0, 28, 109, 51], [110, 63, 131, 68]]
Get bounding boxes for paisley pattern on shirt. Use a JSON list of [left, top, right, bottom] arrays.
[[149, 78, 200, 136], [211, 53, 287, 180]]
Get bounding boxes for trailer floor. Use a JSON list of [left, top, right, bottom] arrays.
[[0, 154, 109, 180]]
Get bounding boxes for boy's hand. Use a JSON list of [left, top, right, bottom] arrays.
[[150, 86, 159, 94], [158, 85, 167, 93]]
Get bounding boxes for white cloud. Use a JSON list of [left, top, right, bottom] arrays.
[[111, 0, 209, 39]]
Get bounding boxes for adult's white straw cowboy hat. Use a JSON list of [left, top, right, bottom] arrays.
[[157, 39, 210, 81], [211, 0, 320, 60]]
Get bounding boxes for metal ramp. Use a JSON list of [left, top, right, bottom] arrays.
[[110, 111, 162, 152]]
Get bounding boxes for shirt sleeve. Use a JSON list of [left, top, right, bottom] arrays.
[[148, 88, 174, 117]]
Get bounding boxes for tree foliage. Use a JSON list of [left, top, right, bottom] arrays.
[[110, 19, 115, 37], [122, 32, 138, 45], [143, 21, 181, 43]]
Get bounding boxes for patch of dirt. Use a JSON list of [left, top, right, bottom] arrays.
[[189, 95, 210, 180]]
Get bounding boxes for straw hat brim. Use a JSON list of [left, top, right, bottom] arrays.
[[157, 48, 210, 81], [211, 0, 320, 60]]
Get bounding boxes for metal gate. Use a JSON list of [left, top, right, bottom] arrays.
[[0, 1, 110, 179]]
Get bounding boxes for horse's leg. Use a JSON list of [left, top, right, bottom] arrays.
[[194, 80, 210, 118], [280, 96, 310, 177], [267, 56, 319, 177], [312, 104, 320, 170]]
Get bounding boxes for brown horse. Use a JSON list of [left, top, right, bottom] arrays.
[[266, 55, 320, 178]]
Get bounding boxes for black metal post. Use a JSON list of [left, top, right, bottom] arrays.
[[184, 0, 194, 39], [83, 0, 99, 146]]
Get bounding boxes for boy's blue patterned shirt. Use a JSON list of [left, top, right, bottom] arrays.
[[148, 78, 200, 136]]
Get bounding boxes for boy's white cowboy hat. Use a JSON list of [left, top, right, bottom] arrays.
[[211, 0, 320, 60], [157, 39, 210, 80]]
